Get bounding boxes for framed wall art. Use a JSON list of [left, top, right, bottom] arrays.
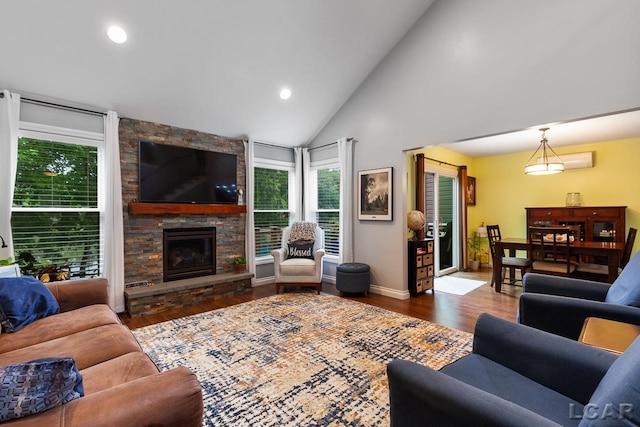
[[467, 176, 476, 206], [358, 167, 393, 221]]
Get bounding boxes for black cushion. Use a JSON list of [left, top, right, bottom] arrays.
[[286, 240, 314, 259]]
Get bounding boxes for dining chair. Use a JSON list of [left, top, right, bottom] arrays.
[[486, 224, 531, 287], [528, 226, 578, 277], [575, 227, 637, 281]]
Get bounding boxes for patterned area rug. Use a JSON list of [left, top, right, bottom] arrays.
[[132, 293, 472, 426]]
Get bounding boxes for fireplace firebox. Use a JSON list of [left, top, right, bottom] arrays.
[[163, 227, 216, 282]]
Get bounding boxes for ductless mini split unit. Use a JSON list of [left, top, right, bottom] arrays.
[[560, 152, 593, 170], [537, 151, 593, 170]]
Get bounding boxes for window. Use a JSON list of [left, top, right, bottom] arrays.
[[253, 161, 295, 258], [11, 124, 104, 279], [310, 161, 340, 257]]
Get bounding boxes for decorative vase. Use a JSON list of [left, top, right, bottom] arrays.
[[566, 192, 581, 207]]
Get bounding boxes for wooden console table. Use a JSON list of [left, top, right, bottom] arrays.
[[579, 317, 640, 354]]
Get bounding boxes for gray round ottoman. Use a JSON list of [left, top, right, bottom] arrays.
[[336, 262, 370, 296]]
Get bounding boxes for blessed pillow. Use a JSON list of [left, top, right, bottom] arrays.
[[287, 240, 315, 259], [0, 357, 84, 422], [0, 276, 60, 333]]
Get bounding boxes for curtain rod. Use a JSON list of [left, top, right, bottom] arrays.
[[21, 97, 107, 117], [308, 137, 356, 152], [253, 140, 294, 151], [421, 155, 461, 168], [252, 137, 357, 151]]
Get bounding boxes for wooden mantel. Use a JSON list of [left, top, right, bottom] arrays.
[[128, 200, 247, 215]]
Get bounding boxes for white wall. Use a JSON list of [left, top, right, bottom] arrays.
[[309, 0, 640, 297]]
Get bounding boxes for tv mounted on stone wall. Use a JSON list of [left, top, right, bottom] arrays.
[[138, 140, 237, 204]]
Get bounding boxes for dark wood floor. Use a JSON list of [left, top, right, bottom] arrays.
[[119, 267, 522, 334]]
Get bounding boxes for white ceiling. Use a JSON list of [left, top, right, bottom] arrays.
[[0, 0, 434, 146], [444, 108, 640, 158], [2, 1, 639, 155]]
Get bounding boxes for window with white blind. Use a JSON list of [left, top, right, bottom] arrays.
[[309, 161, 340, 257], [11, 124, 104, 279], [253, 160, 295, 259]]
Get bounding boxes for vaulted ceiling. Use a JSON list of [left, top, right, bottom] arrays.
[[0, 0, 433, 146], [2, 1, 639, 155]]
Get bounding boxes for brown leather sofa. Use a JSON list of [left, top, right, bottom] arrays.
[[0, 278, 203, 426]]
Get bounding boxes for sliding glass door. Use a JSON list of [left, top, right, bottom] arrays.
[[424, 166, 459, 276]]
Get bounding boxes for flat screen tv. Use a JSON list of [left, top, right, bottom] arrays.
[[138, 140, 237, 204]]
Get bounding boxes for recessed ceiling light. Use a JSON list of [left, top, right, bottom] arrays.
[[280, 88, 292, 100], [107, 26, 127, 44]]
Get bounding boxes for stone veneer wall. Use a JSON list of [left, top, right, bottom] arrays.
[[119, 117, 246, 286]]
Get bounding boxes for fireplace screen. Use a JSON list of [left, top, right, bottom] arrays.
[[163, 227, 216, 282]]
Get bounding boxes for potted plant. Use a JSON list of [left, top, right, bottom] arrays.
[[16, 251, 38, 277], [9, 251, 71, 282], [467, 235, 482, 271], [234, 256, 247, 273], [36, 263, 71, 282]]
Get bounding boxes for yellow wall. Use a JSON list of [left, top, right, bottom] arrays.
[[406, 146, 475, 211], [408, 137, 640, 257]]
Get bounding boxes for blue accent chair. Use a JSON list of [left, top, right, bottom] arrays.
[[387, 313, 640, 427], [518, 251, 640, 340]]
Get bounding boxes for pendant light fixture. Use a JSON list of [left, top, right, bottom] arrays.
[[524, 127, 564, 175]]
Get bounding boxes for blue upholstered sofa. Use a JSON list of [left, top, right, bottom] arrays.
[[387, 313, 640, 426], [519, 251, 640, 340]]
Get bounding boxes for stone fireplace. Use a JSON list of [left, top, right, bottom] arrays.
[[163, 227, 216, 282], [119, 117, 247, 287], [119, 117, 251, 317]]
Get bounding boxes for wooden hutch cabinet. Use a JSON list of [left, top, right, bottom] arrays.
[[525, 206, 627, 243], [408, 238, 434, 296]]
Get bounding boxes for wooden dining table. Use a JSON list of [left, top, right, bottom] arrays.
[[493, 238, 622, 292]]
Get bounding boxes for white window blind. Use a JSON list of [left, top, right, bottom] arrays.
[[11, 128, 103, 279], [312, 165, 340, 257], [254, 164, 293, 257], [13, 138, 98, 208]]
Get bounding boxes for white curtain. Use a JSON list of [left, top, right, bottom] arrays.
[[302, 148, 311, 221], [244, 139, 256, 285], [338, 138, 354, 263], [0, 90, 20, 261], [104, 111, 125, 312], [293, 147, 304, 221]]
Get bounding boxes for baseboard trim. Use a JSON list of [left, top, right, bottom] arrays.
[[253, 275, 409, 300], [323, 274, 336, 284], [253, 277, 274, 287], [369, 285, 410, 300]]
